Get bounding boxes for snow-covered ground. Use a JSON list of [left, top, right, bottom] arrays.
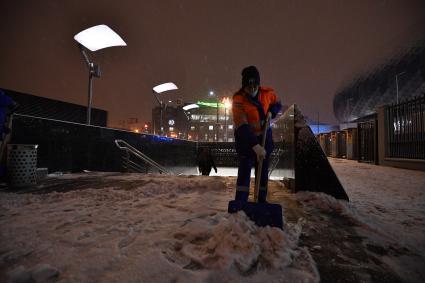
[[0, 159, 424, 282], [327, 158, 425, 282]]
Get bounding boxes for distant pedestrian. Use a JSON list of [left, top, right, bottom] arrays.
[[197, 147, 217, 176]]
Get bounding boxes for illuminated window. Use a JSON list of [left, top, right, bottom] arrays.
[[190, 126, 195, 131], [169, 127, 174, 131], [228, 125, 233, 129], [209, 125, 213, 130]]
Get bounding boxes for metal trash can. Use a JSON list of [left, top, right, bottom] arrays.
[[7, 144, 38, 187]]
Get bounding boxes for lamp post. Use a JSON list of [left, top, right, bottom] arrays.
[[395, 71, 406, 105], [208, 91, 220, 141], [222, 97, 231, 141], [152, 82, 178, 136], [74, 24, 126, 125], [182, 103, 199, 139]]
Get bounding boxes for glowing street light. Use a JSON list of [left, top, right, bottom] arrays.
[[223, 97, 231, 109], [182, 104, 199, 111], [74, 24, 126, 125], [74, 25, 126, 51], [153, 82, 178, 94], [152, 82, 178, 135]]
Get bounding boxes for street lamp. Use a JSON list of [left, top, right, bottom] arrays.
[[208, 91, 221, 141], [182, 103, 199, 111], [152, 82, 178, 136], [74, 24, 126, 125], [395, 71, 406, 105], [222, 97, 231, 141], [182, 104, 199, 139]]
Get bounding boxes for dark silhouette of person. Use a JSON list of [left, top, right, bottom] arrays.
[[197, 147, 217, 176]]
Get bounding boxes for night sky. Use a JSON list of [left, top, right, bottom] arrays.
[[1, 0, 424, 127]]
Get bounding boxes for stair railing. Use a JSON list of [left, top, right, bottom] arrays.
[[114, 139, 171, 174]]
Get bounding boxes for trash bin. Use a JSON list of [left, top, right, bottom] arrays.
[[7, 144, 38, 187]]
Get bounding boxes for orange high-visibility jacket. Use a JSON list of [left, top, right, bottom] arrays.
[[232, 86, 281, 152]]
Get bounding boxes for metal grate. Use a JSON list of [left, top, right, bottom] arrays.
[[358, 120, 377, 163], [386, 95, 425, 159], [7, 144, 38, 187]]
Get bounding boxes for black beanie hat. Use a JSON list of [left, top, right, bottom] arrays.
[[242, 65, 260, 87]]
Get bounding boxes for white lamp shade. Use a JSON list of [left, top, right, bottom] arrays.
[[153, 82, 178, 93], [74, 24, 126, 51], [182, 104, 199, 111]]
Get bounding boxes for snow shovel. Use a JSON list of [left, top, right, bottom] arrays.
[[228, 112, 283, 229]]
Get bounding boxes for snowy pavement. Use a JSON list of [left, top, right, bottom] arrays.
[[327, 158, 425, 282], [0, 174, 317, 283], [0, 159, 424, 282]]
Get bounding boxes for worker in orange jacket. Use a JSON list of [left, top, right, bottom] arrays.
[[232, 66, 282, 202]]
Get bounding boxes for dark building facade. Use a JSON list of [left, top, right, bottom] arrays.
[[334, 41, 425, 122], [3, 89, 108, 127], [186, 103, 233, 142], [151, 101, 234, 142], [151, 105, 189, 139]]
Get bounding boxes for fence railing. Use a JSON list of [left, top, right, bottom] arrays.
[[198, 142, 238, 166], [386, 95, 425, 159], [114, 139, 171, 174], [358, 119, 377, 163]]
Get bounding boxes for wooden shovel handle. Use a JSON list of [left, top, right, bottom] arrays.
[[254, 112, 272, 202]]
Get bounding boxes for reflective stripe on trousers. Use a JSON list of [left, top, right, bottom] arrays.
[[235, 153, 269, 202]]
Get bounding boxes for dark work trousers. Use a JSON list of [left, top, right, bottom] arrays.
[[235, 152, 270, 203]]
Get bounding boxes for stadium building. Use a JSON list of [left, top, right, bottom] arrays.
[[333, 40, 425, 123]]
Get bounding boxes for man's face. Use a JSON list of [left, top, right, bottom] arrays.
[[244, 78, 259, 97]]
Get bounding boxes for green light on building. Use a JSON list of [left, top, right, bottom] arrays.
[[196, 100, 224, 108]]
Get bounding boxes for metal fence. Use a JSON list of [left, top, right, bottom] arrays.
[[337, 131, 347, 158], [197, 142, 238, 166], [318, 133, 331, 156], [386, 95, 425, 159], [358, 118, 377, 163], [11, 114, 198, 173]]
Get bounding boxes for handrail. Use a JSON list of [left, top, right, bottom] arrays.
[[114, 139, 171, 174], [268, 148, 285, 177]]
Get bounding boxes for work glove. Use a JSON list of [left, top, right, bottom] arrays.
[[252, 144, 266, 162], [268, 103, 282, 119]]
